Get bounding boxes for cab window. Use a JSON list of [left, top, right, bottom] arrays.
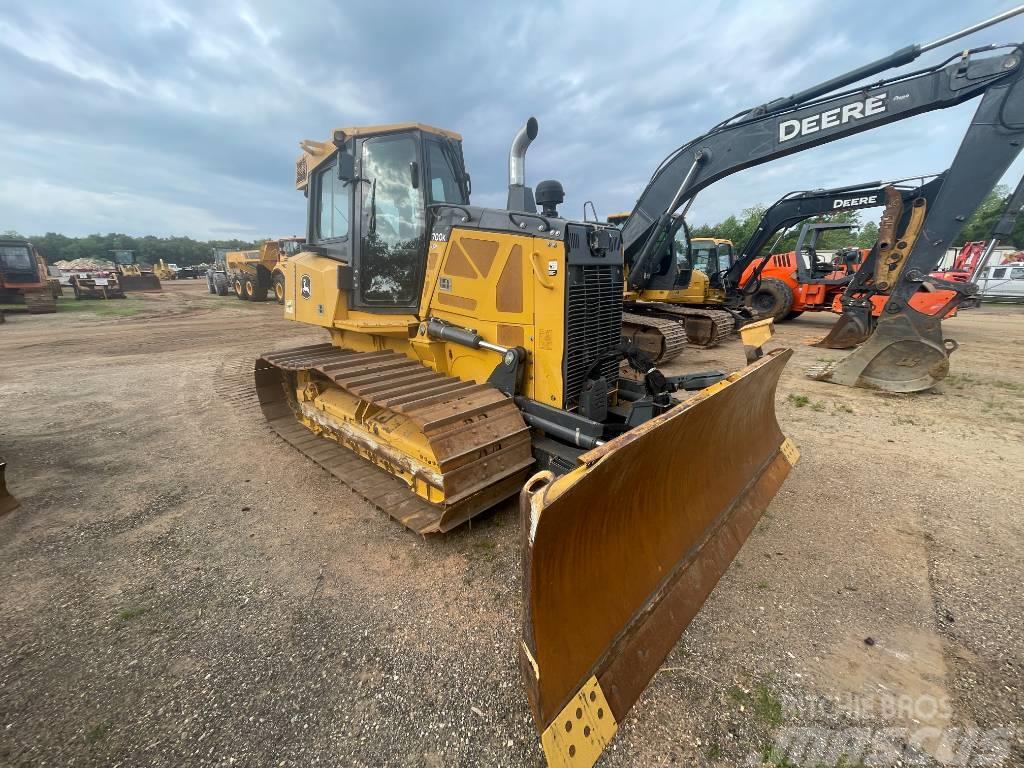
[[0, 245, 33, 270], [317, 160, 350, 241], [1011, 267, 1024, 279], [426, 141, 464, 204], [993, 267, 1007, 279], [359, 134, 424, 306]]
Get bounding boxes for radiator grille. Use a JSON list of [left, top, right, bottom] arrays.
[[564, 264, 623, 410]]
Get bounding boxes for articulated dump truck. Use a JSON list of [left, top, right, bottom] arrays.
[[254, 119, 795, 765]]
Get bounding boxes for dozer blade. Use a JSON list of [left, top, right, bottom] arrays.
[[814, 306, 874, 349], [520, 349, 797, 767], [118, 274, 163, 292], [806, 311, 955, 392], [0, 461, 19, 518]]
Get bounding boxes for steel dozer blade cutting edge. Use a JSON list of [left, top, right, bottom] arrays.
[[520, 349, 797, 767], [806, 312, 956, 392]]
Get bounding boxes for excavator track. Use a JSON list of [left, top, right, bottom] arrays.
[[255, 343, 535, 534], [621, 312, 687, 363], [625, 304, 735, 349]]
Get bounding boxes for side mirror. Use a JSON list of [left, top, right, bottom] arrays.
[[464, 172, 472, 197], [409, 161, 420, 189], [337, 151, 355, 181]]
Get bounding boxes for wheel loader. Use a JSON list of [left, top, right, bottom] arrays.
[[109, 249, 162, 292], [255, 9, 1023, 765]]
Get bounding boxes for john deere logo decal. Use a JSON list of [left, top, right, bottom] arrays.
[[300, 274, 311, 299]]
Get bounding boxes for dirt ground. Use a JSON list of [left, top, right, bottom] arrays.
[[1, 281, 1021, 767]]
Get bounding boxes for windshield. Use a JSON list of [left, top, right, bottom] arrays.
[[280, 239, 303, 256], [690, 242, 716, 272], [0, 245, 34, 271], [111, 250, 134, 265]]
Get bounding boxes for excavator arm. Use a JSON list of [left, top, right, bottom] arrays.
[[622, 43, 1024, 295], [724, 177, 941, 293]]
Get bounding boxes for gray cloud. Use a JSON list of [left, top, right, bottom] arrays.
[[2, 0, 1023, 238]]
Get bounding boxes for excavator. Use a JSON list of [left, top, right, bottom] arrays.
[[622, 14, 1024, 394], [253, 9, 1023, 766], [723, 177, 962, 343], [604, 216, 741, 356]]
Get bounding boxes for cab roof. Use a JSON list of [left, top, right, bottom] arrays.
[[295, 123, 462, 190]]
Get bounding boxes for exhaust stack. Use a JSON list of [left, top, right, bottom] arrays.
[[507, 117, 539, 212]]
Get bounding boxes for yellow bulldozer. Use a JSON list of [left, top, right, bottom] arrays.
[[257, 119, 796, 765]]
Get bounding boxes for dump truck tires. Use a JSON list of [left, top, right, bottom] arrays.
[[233, 277, 246, 300], [207, 271, 217, 294], [244, 275, 268, 302], [746, 278, 794, 321], [273, 273, 286, 304], [213, 273, 229, 296]]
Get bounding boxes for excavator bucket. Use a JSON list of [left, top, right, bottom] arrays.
[[807, 311, 955, 392], [814, 307, 874, 349], [0, 461, 18, 518], [520, 349, 797, 766]]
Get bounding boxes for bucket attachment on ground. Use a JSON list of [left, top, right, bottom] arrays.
[[814, 306, 874, 349], [520, 349, 797, 767], [0, 462, 18, 517], [806, 310, 956, 392]]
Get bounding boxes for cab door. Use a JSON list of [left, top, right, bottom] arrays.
[[354, 132, 426, 312]]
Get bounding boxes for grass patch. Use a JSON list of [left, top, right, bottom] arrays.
[[86, 723, 111, 744], [992, 379, 1024, 392], [787, 394, 810, 408], [117, 605, 151, 621], [56, 300, 145, 318], [759, 744, 799, 767], [757, 580, 769, 589], [833, 402, 854, 414], [810, 401, 825, 412], [753, 684, 783, 727], [706, 742, 723, 760]]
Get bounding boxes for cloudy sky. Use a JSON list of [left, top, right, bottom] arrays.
[[3, 1, 1024, 240]]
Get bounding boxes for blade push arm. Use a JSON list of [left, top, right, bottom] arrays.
[[622, 44, 1024, 292]]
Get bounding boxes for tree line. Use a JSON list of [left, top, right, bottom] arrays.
[[690, 184, 1023, 253], [0, 231, 263, 267], [4, 183, 1019, 265]]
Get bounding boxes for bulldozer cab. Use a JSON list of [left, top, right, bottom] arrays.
[[297, 124, 469, 313], [0, 240, 38, 282]]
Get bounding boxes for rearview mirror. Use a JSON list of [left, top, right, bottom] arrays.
[[409, 161, 419, 189], [337, 151, 355, 181]]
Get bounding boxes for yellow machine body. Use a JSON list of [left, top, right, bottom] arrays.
[[255, 123, 796, 767]]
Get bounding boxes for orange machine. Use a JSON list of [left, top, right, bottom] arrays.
[[0, 238, 57, 314]]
